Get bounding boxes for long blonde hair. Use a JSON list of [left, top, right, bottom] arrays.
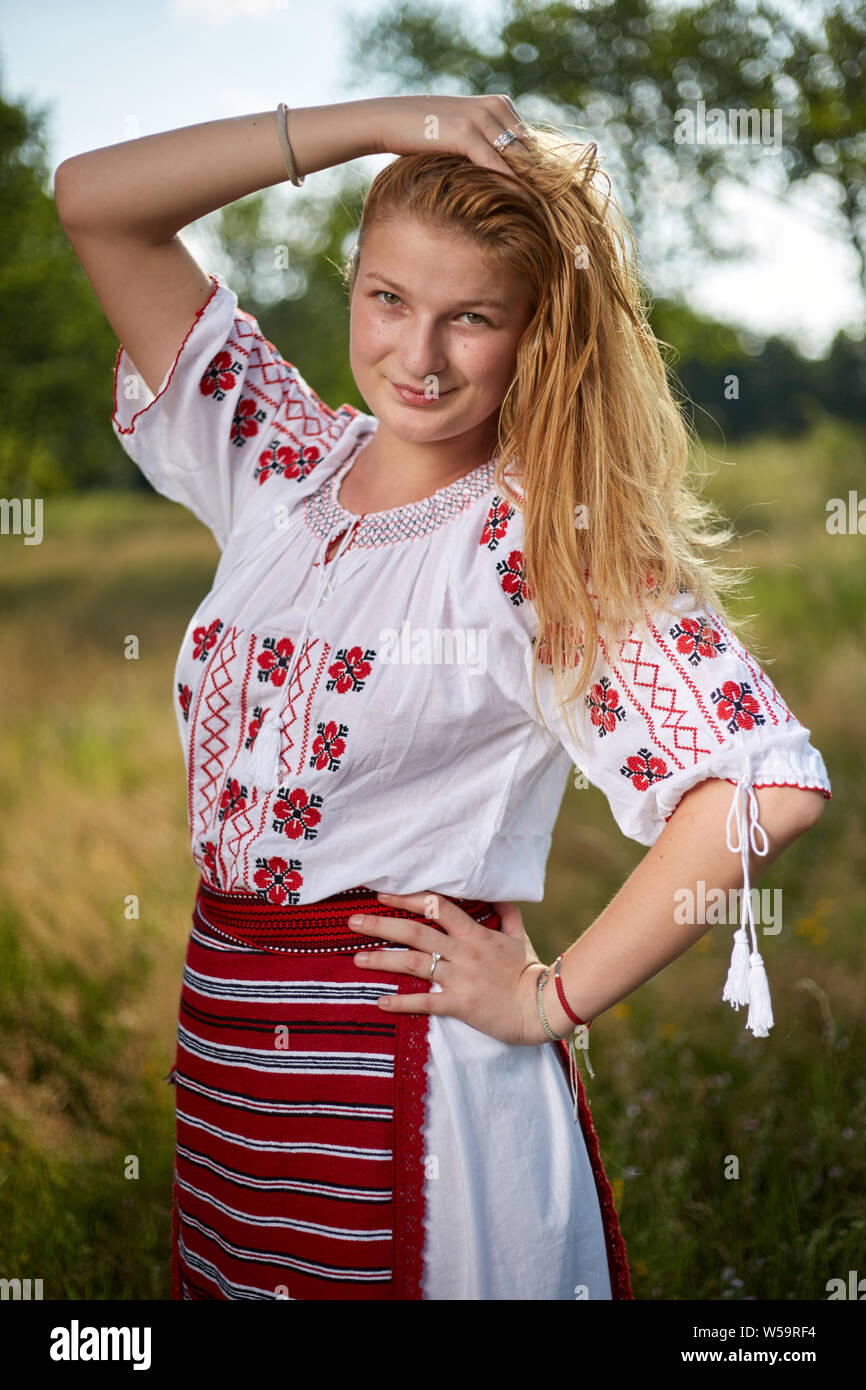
[[342, 125, 755, 752]]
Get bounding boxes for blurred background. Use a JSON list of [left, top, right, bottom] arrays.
[[0, 0, 863, 1300]]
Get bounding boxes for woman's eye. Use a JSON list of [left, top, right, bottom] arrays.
[[373, 291, 488, 326]]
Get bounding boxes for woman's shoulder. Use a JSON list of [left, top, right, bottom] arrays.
[[111, 269, 372, 549]]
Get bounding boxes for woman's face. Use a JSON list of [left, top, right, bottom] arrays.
[[349, 215, 534, 456]]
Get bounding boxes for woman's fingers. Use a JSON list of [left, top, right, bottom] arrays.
[[376, 990, 448, 1015], [492, 900, 529, 940], [454, 101, 529, 175], [373, 890, 477, 936], [484, 94, 535, 147], [378, 94, 531, 176], [354, 947, 447, 980]]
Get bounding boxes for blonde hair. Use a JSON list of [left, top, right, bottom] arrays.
[[342, 125, 754, 753]]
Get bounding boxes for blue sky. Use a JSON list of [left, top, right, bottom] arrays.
[[3, 0, 860, 356]]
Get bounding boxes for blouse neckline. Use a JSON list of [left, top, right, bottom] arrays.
[[302, 416, 498, 549]]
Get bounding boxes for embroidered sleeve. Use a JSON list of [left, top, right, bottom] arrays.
[[476, 481, 835, 1041], [527, 584, 832, 1037], [111, 272, 347, 550]]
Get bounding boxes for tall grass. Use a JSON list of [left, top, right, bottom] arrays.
[[0, 420, 862, 1299]]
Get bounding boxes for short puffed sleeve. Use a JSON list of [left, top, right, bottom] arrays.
[[476, 483, 835, 1040], [525, 584, 832, 1037], [111, 271, 352, 550]]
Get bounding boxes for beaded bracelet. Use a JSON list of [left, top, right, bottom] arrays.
[[276, 103, 305, 187]]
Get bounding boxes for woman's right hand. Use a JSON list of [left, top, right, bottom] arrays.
[[369, 93, 534, 176]]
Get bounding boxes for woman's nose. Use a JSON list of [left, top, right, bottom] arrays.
[[396, 321, 448, 382]]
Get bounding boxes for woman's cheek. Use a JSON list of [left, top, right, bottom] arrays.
[[465, 341, 515, 398]]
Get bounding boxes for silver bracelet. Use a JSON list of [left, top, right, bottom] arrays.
[[536, 967, 563, 1041], [276, 103, 305, 187]]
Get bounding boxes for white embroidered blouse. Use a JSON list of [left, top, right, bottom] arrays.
[[111, 271, 832, 1038]]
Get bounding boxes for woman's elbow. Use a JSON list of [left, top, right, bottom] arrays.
[[777, 786, 827, 835]]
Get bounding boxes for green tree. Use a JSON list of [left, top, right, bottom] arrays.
[[351, 0, 866, 298], [0, 81, 122, 496]]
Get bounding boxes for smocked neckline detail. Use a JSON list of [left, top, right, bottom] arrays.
[[302, 424, 497, 548]]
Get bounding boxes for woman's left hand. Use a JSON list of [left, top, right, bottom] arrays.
[[349, 891, 549, 1046]]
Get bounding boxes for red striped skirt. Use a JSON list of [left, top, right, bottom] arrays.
[[167, 876, 633, 1299]]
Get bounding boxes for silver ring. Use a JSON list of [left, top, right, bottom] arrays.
[[492, 129, 518, 151], [430, 951, 442, 980]]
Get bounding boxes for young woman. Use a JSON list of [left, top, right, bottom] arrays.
[[55, 95, 831, 1301]]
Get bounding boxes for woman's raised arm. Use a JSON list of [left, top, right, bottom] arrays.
[[53, 95, 529, 397], [52, 104, 385, 395]]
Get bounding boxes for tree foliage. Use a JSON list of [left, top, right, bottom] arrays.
[[353, 0, 866, 292], [2, 4, 865, 497]]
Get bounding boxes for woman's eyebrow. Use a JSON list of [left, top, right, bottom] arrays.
[[362, 270, 509, 312]]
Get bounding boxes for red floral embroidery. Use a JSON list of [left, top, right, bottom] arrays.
[[200, 350, 242, 402], [620, 748, 672, 792], [199, 840, 219, 886], [273, 787, 323, 840], [192, 618, 223, 662], [326, 647, 376, 693], [245, 706, 268, 749], [669, 615, 727, 667], [480, 496, 514, 551], [252, 855, 303, 905], [587, 675, 626, 736], [711, 680, 764, 734], [496, 549, 533, 605], [257, 636, 295, 685], [218, 776, 248, 822], [178, 682, 192, 722], [231, 397, 267, 446], [256, 440, 323, 485], [310, 720, 348, 771]]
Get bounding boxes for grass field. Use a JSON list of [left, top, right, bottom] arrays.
[[0, 416, 863, 1300]]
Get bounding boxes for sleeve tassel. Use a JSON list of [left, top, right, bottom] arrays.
[[567, 1026, 595, 1125], [723, 756, 773, 1037], [246, 711, 283, 789]]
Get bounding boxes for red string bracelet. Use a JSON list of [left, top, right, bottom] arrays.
[[554, 954, 591, 1028]]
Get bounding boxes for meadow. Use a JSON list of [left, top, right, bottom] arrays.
[[0, 416, 863, 1300]]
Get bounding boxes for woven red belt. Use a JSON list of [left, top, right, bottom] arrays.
[[193, 876, 503, 953]]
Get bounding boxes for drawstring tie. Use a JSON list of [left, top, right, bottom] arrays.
[[245, 515, 362, 790], [722, 755, 772, 1036]]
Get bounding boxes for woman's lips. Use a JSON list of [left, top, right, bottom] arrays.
[[390, 380, 455, 406]]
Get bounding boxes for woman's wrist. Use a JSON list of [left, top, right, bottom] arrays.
[[541, 968, 575, 1039], [278, 99, 388, 177], [525, 964, 573, 1044]]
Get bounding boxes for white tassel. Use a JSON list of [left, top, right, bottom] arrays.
[[723, 756, 772, 1037], [746, 951, 774, 1037], [246, 708, 282, 790], [722, 924, 751, 1007]]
